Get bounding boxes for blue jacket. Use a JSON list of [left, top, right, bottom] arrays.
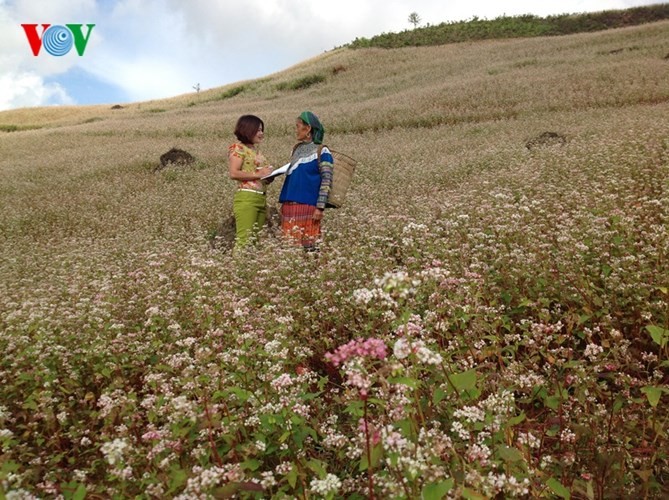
[[279, 143, 333, 207]]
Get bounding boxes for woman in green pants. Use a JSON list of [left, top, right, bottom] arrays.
[[228, 115, 274, 250]]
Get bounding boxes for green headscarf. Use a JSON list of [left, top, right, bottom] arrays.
[[299, 111, 325, 144]]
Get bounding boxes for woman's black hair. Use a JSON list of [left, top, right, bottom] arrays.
[[234, 115, 264, 145]]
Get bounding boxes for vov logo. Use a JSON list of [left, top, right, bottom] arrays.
[[21, 24, 95, 56]]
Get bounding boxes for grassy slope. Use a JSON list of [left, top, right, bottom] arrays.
[[348, 3, 669, 48]]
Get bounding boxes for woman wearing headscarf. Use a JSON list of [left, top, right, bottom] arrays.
[[279, 111, 334, 250]]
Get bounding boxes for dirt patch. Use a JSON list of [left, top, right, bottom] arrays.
[[526, 132, 567, 150], [111, 104, 124, 110], [209, 215, 236, 251], [156, 148, 196, 171]]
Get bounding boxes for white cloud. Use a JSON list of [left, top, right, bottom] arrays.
[[0, 0, 662, 110], [0, 70, 74, 109]]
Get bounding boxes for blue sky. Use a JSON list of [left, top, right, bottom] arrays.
[[0, 0, 662, 110]]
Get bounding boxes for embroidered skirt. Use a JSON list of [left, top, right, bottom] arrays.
[[280, 202, 321, 248]]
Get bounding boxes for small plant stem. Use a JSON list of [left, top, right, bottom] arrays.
[[390, 462, 413, 498], [364, 400, 376, 500], [219, 398, 245, 448], [202, 394, 223, 467], [440, 361, 461, 399], [414, 387, 426, 426], [606, 390, 616, 444]]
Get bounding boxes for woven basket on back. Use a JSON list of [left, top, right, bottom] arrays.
[[325, 149, 357, 208]]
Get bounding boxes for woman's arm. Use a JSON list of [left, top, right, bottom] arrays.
[[315, 159, 333, 210], [228, 153, 272, 181], [313, 159, 333, 220]]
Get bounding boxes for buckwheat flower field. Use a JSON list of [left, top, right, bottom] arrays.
[[1, 20, 668, 499]]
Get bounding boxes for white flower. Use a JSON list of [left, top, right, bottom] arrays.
[[416, 345, 442, 365], [260, 471, 276, 488], [271, 373, 293, 390], [393, 338, 411, 359], [100, 438, 129, 465], [310, 473, 342, 496], [584, 343, 604, 361]]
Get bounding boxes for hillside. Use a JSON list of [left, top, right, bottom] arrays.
[[1, 20, 668, 499], [348, 3, 669, 48]]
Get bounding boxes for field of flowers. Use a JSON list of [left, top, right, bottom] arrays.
[[1, 21, 668, 499]]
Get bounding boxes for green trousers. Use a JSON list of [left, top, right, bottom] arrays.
[[233, 190, 267, 249]]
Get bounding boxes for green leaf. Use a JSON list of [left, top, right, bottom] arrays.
[[241, 459, 261, 471], [23, 398, 38, 410], [613, 396, 624, 413], [547, 478, 571, 499], [433, 387, 447, 405], [372, 444, 383, 468], [422, 478, 454, 500], [1, 461, 21, 474], [345, 400, 364, 417], [450, 369, 477, 392], [396, 418, 413, 438], [287, 466, 298, 488], [497, 445, 524, 462], [501, 291, 512, 305], [226, 387, 252, 403], [507, 412, 526, 426], [461, 487, 486, 499], [388, 376, 419, 389], [301, 390, 323, 401], [307, 459, 326, 477], [212, 390, 227, 402], [641, 386, 664, 408], [359, 444, 383, 471], [545, 395, 560, 410], [73, 483, 87, 500], [646, 325, 669, 347], [168, 467, 187, 493]]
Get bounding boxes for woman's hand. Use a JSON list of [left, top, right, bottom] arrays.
[[313, 208, 324, 221], [255, 166, 273, 179]]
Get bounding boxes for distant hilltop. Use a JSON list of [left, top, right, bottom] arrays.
[[347, 3, 669, 49]]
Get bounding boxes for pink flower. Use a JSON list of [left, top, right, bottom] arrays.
[[141, 430, 162, 441], [325, 338, 387, 367]]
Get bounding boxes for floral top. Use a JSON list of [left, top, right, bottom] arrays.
[[228, 142, 270, 194]]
